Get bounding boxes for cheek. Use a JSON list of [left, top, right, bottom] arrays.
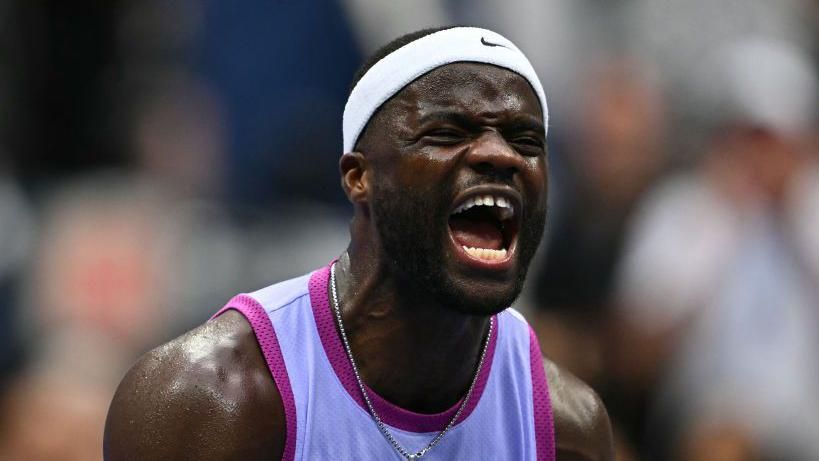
[[393, 152, 459, 186], [524, 158, 549, 204]]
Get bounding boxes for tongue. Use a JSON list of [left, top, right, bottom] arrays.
[[449, 216, 504, 250]]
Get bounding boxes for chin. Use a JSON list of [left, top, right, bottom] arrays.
[[440, 289, 520, 317], [432, 268, 527, 317]]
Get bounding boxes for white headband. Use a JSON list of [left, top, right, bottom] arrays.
[[342, 27, 549, 154]]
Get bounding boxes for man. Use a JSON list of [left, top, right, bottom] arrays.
[[104, 26, 613, 460], [614, 37, 819, 460]]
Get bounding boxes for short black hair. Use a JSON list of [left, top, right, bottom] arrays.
[[349, 26, 460, 94]]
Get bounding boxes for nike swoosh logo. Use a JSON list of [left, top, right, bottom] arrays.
[[480, 37, 507, 48]]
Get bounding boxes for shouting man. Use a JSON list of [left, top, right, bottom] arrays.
[[105, 26, 613, 460]]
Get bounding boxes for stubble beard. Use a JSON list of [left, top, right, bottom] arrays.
[[370, 179, 546, 316]]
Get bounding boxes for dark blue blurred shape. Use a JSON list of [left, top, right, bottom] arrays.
[[196, 0, 362, 207]]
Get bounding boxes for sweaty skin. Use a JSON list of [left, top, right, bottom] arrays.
[[105, 63, 613, 460]]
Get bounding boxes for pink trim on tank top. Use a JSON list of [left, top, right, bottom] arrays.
[[308, 264, 499, 433], [212, 296, 297, 461], [528, 326, 556, 461]]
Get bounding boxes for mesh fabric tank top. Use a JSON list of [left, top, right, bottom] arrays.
[[212, 264, 555, 460]]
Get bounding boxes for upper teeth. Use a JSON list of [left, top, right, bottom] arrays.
[[452, 194, 515, 220]]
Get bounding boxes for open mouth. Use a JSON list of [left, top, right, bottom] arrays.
[[448, 189, 520, 267]]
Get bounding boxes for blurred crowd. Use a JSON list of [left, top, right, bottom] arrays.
[[0, 1, 817, 460]]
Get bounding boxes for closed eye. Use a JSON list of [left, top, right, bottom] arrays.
[[510, 135, 545, 155], [512, 136, 543, 147], [422, 129, 467, 145], [502, 118, 546, 155]]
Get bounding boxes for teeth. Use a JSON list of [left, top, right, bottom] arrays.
[[451, 194, 515, 217], [463, 246, 508, 261]]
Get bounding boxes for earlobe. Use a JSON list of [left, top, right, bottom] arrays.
[[340, 152, 369, 203]]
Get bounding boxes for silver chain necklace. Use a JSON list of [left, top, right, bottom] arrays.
[[329, 263, 493, 460]]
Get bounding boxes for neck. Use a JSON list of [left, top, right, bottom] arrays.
[[332, 251, 491, 414]]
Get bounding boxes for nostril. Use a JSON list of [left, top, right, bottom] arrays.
[[473, 162, 495, 174], [473, 162, 516, 181]]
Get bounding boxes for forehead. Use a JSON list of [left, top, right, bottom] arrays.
[[390, 62, 544, 121]]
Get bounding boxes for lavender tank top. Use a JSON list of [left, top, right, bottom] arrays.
[[213, 264, 555, 460]]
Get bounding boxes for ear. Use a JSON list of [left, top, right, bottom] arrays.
[[340, 152, 369, 204]]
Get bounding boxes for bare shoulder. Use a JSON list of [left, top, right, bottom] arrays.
[[104, 310, 284, 461], [543, 358, 614, 461]]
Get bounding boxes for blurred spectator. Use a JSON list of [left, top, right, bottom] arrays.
[[527, 56, 668, 458], [7, 59, 350, 461], [0, 371, 108, 461], [14, 73, 237, 378], [624, 0, 816, 123], [532, 56, 667, 373], [0, 171, 34, 389], [677, 419, 763, 461], [614, 37, 819, 460]]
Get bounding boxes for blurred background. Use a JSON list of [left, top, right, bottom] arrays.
[[0, 1, 817, 460]]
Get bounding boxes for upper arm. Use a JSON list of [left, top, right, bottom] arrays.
[[544, 358, 614, 461], [103, 311, 284, 461]]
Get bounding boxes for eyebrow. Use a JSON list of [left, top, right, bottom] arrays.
[[503, 117, 546, 138], [417, 111, 481, 130], [417, 110, 545, 136]]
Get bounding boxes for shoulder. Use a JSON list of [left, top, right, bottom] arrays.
[[104, 310, 284, 461], [503, 311, 614, 460], [543, 358, 614, 461]]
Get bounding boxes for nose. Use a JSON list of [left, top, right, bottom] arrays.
[[466, 131, 526, 178]]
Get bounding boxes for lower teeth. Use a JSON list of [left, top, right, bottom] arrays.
[[462, 246, 508, 260]]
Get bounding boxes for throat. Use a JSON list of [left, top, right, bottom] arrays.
[[329, 257, 493, 414], [345, 311, 493, 414], [449, 215, 504, 250]]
